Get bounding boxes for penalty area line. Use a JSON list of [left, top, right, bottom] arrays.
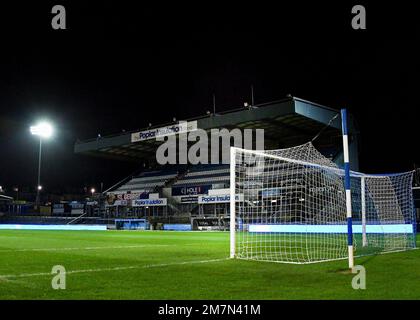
[[0, 258, 228, 280]]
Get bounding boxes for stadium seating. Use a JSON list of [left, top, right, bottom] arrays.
[[173, 164, 230, 187], [115, 168, 179, 193], [108, 165, 231, 217]]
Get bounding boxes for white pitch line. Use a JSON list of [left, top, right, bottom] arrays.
[[0, 244, 171, 253], [0, 258, 228, 279]]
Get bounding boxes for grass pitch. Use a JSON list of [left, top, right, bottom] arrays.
[[0, 230, 419, 300]]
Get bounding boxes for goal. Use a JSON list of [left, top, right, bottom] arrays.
[[229, 142, 416, 264]]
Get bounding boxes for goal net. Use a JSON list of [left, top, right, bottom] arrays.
[[230, 142, 416, 264]]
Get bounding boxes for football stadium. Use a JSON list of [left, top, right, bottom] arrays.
[[1, 96, 419, 300]]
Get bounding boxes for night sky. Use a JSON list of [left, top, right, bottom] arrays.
[[0, 2, 419, 195]]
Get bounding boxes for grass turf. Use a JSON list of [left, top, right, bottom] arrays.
[[0, 230, 419, 299]]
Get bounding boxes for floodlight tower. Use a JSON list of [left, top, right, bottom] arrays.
[[30, 122, 53, 208]]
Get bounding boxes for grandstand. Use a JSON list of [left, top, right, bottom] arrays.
[[114, 168, 179, 193], [68, 97, 360, 228], [1, 96, 360, 229], [173, 164, 230, 187]]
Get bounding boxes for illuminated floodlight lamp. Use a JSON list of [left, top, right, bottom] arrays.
[[30, 122, 53, 138]]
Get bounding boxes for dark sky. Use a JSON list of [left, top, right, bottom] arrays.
[[0, 2, 419, 194]]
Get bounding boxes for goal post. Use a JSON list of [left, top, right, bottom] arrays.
[[229, 142, 416, 264], [230, 146, 236, 259], [340, 108, 354, 269], [361, 176, 367, 247]]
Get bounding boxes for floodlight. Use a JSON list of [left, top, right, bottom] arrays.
[[30, 122, 53, 138]]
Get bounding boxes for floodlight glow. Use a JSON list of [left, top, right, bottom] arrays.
[[30, 122, 53, 138], [90, 188, 95, 194], [37, 185, 42, 191]]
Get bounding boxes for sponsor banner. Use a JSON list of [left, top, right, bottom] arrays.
[[131, 121, 197, 143], [106, 200, 128, 207], [163, 224, 192, 231], [249, 224, 414, 234], [0, 224, 107, 231], [193, 217, 224, 231], [180, 196, 198, 203], [132, 198, 167, 207], [198, 194, 243, 204], [70, 202, 84, 214], [106, 192, 148, 205], [52, 204, 64, 214], [172, 185, 212, 196], [260, 188, 283, 198], [116, 192, 148, 200]]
